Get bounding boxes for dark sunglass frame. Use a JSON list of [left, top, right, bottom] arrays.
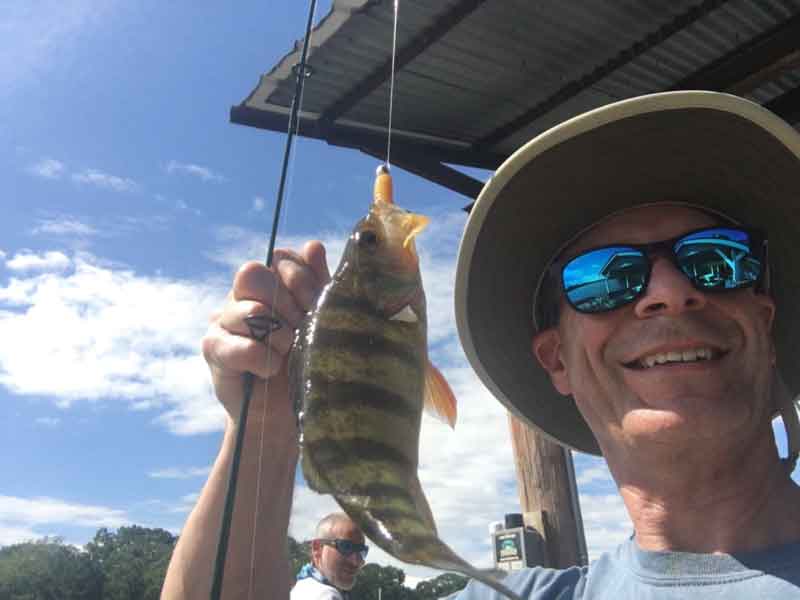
[[317, 538, 369, 559], [558, 226, 767, 315]]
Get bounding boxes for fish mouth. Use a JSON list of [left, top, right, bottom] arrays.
[[623, 344, 728, 370]]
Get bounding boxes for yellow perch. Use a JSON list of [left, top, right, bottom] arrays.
[[289, 165, 522, 600]]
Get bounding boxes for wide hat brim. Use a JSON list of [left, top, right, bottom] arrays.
[[455, 91, 800, 455]]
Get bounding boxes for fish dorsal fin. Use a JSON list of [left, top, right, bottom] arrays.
[[424, 361, 457, 429], [388, 304, 419, 323]]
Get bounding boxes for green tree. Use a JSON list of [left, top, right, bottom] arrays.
[[288, 535, 311, 579], [0, 537, 103, 600], [414, 572, 469, 599], [350, 563, 415, 600], [85, 525, 176, 600]]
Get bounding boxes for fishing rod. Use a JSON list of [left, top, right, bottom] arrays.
[[209, 1, 318, 598]]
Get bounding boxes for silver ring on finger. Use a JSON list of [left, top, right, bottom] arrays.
[[244, 314, 283, 343]]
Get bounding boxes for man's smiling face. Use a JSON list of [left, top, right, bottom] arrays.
[[532, 205, 777, 460]]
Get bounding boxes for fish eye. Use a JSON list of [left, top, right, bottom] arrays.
[[355, 230, 379, 250]]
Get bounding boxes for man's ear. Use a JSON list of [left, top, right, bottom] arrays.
[[531, 328, 571, 396], [310, 540, 322, 567]]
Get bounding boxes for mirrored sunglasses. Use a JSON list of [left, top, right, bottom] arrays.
[[559, 226, 766, 315], [318, 538, 369, 560]]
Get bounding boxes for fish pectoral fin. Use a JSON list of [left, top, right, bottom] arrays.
[[388, 304, 419, 323], [423, 361, 458, 429]]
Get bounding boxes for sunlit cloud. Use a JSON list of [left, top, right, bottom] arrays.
[[148, 466, 211, 480], [576, 465, 613, 487], [0, 251, 228, 435], [0, 495, 129, 544], [27, 158, 65, 179], [71, 168, 138, 192], [5, 250, 70, 272], [166, 160, 226, 183], [31, 218, 98, 237]]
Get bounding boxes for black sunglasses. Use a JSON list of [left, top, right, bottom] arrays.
[[558, 226, 767, 315], [317, 538, 369, 560]]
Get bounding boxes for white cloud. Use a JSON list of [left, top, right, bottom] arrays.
[[252, 196, 266, 212], [1, 1, 117, 98], [148, 466, 211, 480], [35, 416, 61, 427], [0, 251, 228, 435], [5, 250, 70, 272], [576, 465, 613, 487], [72, 169, 138, 192], [0, 495, 128, 546], [166, 160, 225, 183], [0, 250, 5, 260], [27, 158, 65, 179], [578, 492, 633, 560], [32, 218, 97, 236]]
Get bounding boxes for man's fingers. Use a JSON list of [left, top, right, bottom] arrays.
[[232, 261, 306, 327], [271, 249, 323, 312], [301, 240, 331, 286]]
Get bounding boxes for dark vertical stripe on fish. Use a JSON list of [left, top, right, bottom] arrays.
[[310, 327, 421, 369], [302, 378, 420, 422], [304, 438, 415, 473]]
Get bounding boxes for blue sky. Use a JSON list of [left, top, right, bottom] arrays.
[[2, 0, 797, 587]]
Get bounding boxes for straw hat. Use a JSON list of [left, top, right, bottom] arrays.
[[455, 91, 800, 457]]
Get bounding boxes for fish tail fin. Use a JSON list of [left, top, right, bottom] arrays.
[[424, 543, 523, 600], [373, 163, 393, 205], [463, 569, 523, 600], [424, 361, 458, 428]]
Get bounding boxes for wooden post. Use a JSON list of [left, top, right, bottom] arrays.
[[508, 414, 588, 568]]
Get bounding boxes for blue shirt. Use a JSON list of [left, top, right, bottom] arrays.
[[455, 537, 800, 599]]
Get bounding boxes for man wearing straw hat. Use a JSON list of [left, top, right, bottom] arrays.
[[162, 91, 800, 598]]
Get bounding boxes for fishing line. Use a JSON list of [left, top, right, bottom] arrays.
[[385, 0, 400, 166], [246, 24, 315, 600], [209, 1, 318, 598]]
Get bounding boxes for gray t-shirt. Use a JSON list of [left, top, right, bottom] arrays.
[[455, 537, 800, 599]]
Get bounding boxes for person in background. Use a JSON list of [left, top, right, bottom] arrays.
[[292, 512, 368, 600]]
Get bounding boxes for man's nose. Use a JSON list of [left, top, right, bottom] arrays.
[[348, 551, 365, 566], [633, 256, 706, 317]]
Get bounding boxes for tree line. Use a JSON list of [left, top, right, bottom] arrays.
[[0, 526, 467, 599]]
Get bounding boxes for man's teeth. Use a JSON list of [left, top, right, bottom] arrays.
[[639, 348, 714, 369]]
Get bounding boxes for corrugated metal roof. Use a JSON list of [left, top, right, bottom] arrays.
[[233, 0, 800, 198]]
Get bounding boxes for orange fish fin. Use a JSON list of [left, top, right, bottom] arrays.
[[424, 361, 457, 429], [373, 163, 393, 205]]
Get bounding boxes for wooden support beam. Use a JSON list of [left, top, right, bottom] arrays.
[[508, 414, 588, 568]]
